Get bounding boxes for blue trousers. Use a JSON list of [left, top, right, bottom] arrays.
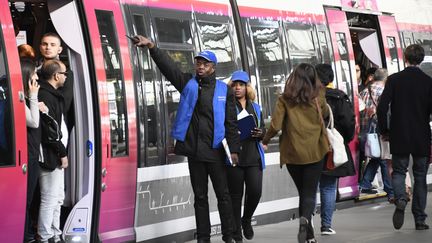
[[360, 158, 394, 198], [392, 155, 429, 223], [319, 174, 338, 228]]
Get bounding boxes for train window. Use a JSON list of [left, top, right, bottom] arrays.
[[318, 31, 332, 64], [286, 25, 319, 67], [95, 10, 128, 157], [164, 50, 194, 164], [251, 26, 285, 121], [155, 17, 192, 44], [386, 36, 400, 74], [198, 21, 235, 81], [0, 33, 14, 167], [335, 32, 354, 102]]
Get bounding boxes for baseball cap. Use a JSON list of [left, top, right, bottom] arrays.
[[194, 50, 217, 64], [231, 70, 249, 83]]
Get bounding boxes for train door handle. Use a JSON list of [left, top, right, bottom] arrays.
[[22, 164, 27, 174], [102, 168, 107, 177]]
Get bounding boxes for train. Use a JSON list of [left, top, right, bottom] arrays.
[[1, 0, 432, 242]]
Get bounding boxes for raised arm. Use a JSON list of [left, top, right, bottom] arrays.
[[133, 35, 192, 92]]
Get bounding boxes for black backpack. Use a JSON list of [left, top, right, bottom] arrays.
[[326, 88, 355, 143]]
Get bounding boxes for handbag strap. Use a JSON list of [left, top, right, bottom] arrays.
[[326, 104, 334, 129], [315, 98, 325, 128], [367, 85, 378, 107]]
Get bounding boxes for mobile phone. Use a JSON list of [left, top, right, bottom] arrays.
[[125, 35, 136, 41]]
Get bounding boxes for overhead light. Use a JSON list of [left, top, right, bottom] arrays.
[[14, 2, 25, 13]]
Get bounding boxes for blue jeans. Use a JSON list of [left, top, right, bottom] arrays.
[[319, 174, 338, 228], [360, 158, 394, 198], [392, 155, 429, 222]]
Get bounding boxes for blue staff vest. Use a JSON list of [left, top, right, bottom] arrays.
[[171, 77, 227, 148]]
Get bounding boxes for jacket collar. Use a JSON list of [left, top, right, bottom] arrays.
[[196, 72, 216, 86]]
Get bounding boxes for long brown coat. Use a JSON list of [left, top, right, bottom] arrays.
[[263, 90, 330, 165]]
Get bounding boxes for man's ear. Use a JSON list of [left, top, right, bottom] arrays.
[[58, 46, 63, 55]]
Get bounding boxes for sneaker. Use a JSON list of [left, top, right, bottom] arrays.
[[306, 238, 318, 243], [241, 218, 254, 240], [415, 222, 430, 230], [298, 217, 308, 243], [321, 227, 336, 235], [360, 188, 378, 194], [392, 199, 407, 230]]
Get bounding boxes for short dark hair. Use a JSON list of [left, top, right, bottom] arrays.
[[41, 32, 62, 45], [315, 64, 334, 86], [365, 67, 378, 77], [404, 44, 425, 65], [41, 59, 63, 80]]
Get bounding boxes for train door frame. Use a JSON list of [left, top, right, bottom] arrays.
[[80, 0, 138, 242], [377, 15, 404, 74], [0, 1, 29, 241], [324, 7, 360, 200]]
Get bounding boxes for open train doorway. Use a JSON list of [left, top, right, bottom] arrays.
[[9, 0, 96, 242]]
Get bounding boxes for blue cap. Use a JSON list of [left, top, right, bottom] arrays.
[[195, 50, 217, 64], [231, 70, 249, 83]]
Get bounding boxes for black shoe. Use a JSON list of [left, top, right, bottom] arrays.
[[298, 217, 308, 243], [361, 188, 378, 194], [241, 218, 254, 240], [393, 199, 407, 230], [415, 222, 430, 230]]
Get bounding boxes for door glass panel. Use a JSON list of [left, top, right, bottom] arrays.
[[251, 26, 285, 120], [198, 21, 235, 81], [95, 10, 128, 157], [155, 17, 192, 44], [131, 14, 162, 167], [164, 50, 193, 164], [335, 32, 353, 101], [0, 31, 14, 166], [318, 31, 332, 64], [386, 36, 400, 74]]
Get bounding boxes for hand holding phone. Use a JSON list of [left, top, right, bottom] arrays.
[[126, 35, 137, 42]]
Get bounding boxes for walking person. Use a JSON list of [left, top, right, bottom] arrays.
[[315, 64, 356, 235], [359, 68, 394, 201], [132, 35, 240, 243], [38, 60, 69, 243], [377, 44, 432, 230], [262, 63, 329, 243], [227, 71, 266, 242]]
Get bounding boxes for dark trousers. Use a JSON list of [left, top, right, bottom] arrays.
[[24, 160, 40, 241], [287, 159, 323, 222], [227, 166, 262, 240], [392, 154, 429, 223], [188, 160, 234, 241]]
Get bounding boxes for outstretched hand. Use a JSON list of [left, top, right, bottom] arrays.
[[131, 35, 155, 49]]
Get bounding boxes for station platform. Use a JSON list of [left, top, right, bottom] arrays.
[[186, 194, 432, 243]]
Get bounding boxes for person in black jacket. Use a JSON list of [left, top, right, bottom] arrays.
[[377, 44, 432, 231], [37, 59, 69, 243], [133, 35, 240, 243], [315, 64, 356, 235], [226, 71, 266, 242]]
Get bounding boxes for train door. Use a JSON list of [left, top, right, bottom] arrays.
[[377, 15, 404, 74], [0, 1, 28, 241], [324, 8, 360, 200], [80, 0, 137, 242]]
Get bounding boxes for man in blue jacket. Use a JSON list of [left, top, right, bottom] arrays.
[[133, 35, 240, 243]]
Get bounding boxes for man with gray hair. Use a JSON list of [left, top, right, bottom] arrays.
[[358, 68, 394, 202]]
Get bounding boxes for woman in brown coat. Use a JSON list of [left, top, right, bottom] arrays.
[[262, 63, 329, 243]]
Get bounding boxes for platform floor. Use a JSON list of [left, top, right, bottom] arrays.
[[186, 194, 432, 243]]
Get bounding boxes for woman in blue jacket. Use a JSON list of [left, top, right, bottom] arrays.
[[227, 71, 266, 243]]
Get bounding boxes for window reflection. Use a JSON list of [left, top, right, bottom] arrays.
[[286, 26, 319, 67], [251, 26, 285, 120], [0, 34, 13, 166], [318, 31, 331, 64], [155, 17, 192, 44], [336, 32, 353, 102], [198, 21, 236, 81], [164, 50, 193, 164], [96, 10, 128, 157]]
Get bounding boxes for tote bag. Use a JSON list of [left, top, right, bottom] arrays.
[[364, 118, 381, 158], [326, 104, 348, 167]]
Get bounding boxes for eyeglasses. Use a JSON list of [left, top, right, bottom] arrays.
[[57, 71, 68, 76]]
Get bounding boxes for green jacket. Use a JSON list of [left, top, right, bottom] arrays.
[[263, 90, 329, 165]]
